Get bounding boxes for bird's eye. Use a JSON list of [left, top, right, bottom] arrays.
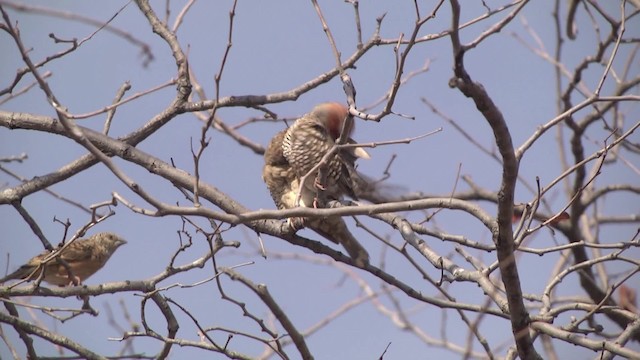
[[311, 123, 326, 134]]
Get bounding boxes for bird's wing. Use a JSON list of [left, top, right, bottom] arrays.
[[57, 240, 95, 262]]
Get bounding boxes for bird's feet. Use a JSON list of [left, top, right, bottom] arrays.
[[61, 275, 82, 287], [314, 177, 326, 191], [286, 217, 305, 232]]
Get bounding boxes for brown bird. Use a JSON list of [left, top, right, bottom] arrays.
[[263, 103, 370, 266], [283, 102, 370, 206], [0, 232, 127, 286]]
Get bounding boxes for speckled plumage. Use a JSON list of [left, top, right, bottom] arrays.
[[263, 103, 370, 266], [0, 232, 127, 286], [263, 130, 304, 211], [282, 102, 368, 205]]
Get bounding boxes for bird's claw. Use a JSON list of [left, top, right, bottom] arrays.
[[286, 217, 305, 232], [314, 177, 326, 191]]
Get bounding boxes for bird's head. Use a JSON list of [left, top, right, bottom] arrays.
[[98, 232, 127, 251], [310, 102, 370, 159], [309, 102, 352, 141]]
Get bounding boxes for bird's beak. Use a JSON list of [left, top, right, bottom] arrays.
[[353, 147, 370, 159]]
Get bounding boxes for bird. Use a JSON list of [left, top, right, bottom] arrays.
[[263, 102, 370, 266], [282, 102, 370, 207], [0, 232, 127, 287]]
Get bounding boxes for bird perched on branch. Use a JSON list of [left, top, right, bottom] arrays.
[[263, 102, 370, 266], [283, 102, 370, 206], [0, 232, 127, 286]]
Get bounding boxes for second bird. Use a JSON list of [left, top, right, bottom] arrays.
[[0, 232, 127, 286]]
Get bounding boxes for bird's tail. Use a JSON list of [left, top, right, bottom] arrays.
[[307, 216, 369, 267]]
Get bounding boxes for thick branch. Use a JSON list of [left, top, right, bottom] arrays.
[[448, 1, 539, 359]]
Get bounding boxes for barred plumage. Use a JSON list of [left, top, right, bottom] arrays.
[[263, 102, 370, 266]]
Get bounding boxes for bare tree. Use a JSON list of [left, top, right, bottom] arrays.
[[0, 1, 638, 359]]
